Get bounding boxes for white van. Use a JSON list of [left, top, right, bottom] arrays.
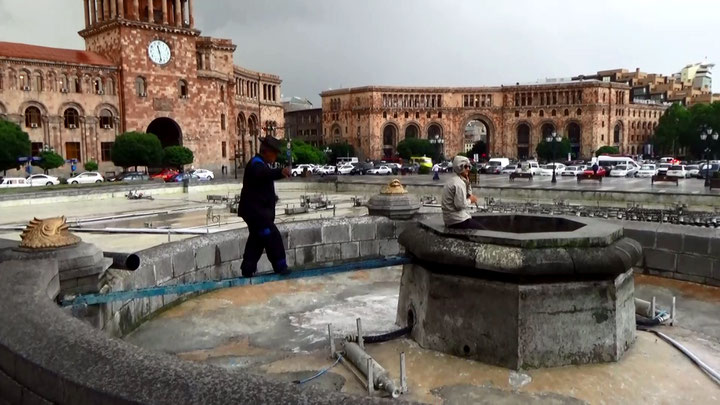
[[597, 156, 639, 170], [0, 177, 31, 188], [488, 158, 510, 168], [336, 157, 359, 165]]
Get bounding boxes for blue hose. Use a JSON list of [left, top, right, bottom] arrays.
[[294, 355, 343, 385]]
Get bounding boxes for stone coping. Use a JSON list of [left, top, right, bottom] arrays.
[[420, 214, 623, 249], [0, 257, 398, 405]]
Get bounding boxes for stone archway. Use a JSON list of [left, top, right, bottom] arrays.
[[404, 123, 419, 139], [516, 123, 530, 160], [382, 124, 398, 158], [566, 122, 581, 159], [614, 123, 623, 145], [147, 117, 182, 148], [464, 116, 492, 158], [541, 122, 556, 139]]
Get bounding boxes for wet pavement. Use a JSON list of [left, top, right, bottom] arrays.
[[125, 268, 720, 404]]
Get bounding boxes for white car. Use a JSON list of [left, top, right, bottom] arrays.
[[666, 165, 687, 179], [636, 164, 657, 178], [609, 164, 638, 177], [501, 165, 518, 174], [337, 165, 354, 175], [657, 163, 671, 175], [367, 165, 393, 175], [69, 172, 104, 184], [0, 177, 31, 188], [539, 163, 566, 176], [192, 169, 214, 180], [562, 165, 587, 176], [291, 164, 315, 176], [27, 174, 60, 186], [685, 165, 700, 178], [525, 161, 541, 175], [317, 165, 336, 175]]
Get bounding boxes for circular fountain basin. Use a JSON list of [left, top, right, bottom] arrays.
[[397, 214, 642, 370]]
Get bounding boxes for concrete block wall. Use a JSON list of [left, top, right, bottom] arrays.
[[622, 221, 720, 287], [100, 216, 409, 337]]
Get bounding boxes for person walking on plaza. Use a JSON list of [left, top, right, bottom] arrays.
[[432, 162, 441, 181], [441, 155, 485, 230], [238, 137, 291, 277]]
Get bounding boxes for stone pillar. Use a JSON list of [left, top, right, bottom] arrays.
[[91, 0, 97, 23], [162, 0, 168, 24], [133, 0, 139, 19], [175, 0, 182, 26], [110, 0, 116, 18], [118, 0, 124, 18], [84, 0, 90, 27], [188, 0, 194, 27], [103, 0, 110, 20], [148, 0, 154, 23]]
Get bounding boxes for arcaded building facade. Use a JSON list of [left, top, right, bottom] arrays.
[[0, 0, 283, 175], [321, 81, 668, 161]]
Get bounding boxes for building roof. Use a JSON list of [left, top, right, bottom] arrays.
[[0, 41, 114, 67]]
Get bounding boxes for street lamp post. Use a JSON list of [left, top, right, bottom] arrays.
[[700, 126, 719, 187], [429, 134, 444, 162], [546, 131, 562, 184]]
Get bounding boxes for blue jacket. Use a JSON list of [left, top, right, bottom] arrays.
[[238, 155, 285, 223]]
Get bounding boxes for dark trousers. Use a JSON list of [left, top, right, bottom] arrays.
[[449, 218, 487, 230], [240, 218, 287, 277]]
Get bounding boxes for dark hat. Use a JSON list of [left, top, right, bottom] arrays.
[[260, 136, 283, 153]]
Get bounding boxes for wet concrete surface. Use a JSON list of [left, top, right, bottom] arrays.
[[125, 268, 720, 404]]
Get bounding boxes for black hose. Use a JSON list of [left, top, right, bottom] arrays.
[[362, 325, 413, 344], [635, 314, 662, 327]]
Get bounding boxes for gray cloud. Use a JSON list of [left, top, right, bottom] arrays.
[[2, 0, 718, 105]]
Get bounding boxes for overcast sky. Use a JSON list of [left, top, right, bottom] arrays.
[[1, 0, 718, 104]]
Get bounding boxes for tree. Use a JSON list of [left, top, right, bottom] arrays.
[[595, 146, 620, 156], [32, 150, 65, 174], [0, 119, 31, 174], [469, 141, 487, 159], [652, 103, 690, 157], [84, 160, 99, 172], [292, 141, 327, 165], [328, 142, 355, 163], [111, 132, 163, 170], [396, 138, 434, 160], [535, 137, 571, 162], [162, 146, 194, 170]]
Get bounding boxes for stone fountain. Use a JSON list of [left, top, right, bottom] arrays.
[[366, 179, 420, 220], [396, 214, 642, 370]]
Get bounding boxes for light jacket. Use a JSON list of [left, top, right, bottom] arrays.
[[442, 173, 472, 226]]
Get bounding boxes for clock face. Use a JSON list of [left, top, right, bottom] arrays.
[[148, 40, 171, 65]]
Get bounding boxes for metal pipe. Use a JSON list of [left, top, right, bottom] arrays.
[[343, 341, 400, 398], [103, 252, 141, 271], [400, 352, 407, 394]]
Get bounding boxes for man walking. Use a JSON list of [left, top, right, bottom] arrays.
[[238, 137, 291, 277]]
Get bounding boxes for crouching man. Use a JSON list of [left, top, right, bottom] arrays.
[[238, 137, 291, 277], [441, 155, 485, 230]]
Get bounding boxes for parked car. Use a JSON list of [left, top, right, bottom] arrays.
[[291, 164, 315, 177], [170, 172, 200, 182], [583, 167, 607, 176], [150, 168, 179, 182], [666, 165, 687, 179], [438, 161, 453, 173], [26, 174, 60, 186], [317, 165, 336, 175], [656, 163, 672, 176], [698, 163, 720, 179], [69, 172, 104, 184], [525, 161, 541, 175], [191, 169, 214, 180], [500, 165, 518, 174], [562, 165, 587, 176], [609, 164, 638, 178], [367, 165, 393, 175], [0, 177, 31, 188], [109, 171, 148, 182], [337, 164, 354, 175], [539, 163, 566, 176], [400, 163, 418, 175], [685, 165, 700, 178], [636, 164, 658, 178]]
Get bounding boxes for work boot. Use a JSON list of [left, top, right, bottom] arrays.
[[274, 267, 292, 276]]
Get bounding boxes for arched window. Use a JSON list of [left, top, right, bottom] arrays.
[[551, 109, 557, 117], [564, 109, 569, 116], [63, 108, 79, 129], [135, 77, 147, 97], [0, 69, 4, 91], [220, 85, 225, 102], [383, 111, 387, 119], [93, 78, 103, 94], [576, 108, 582, 116], [106, 77, 115, 95], [34, 72, 43, 92], [46, 71, 56, 92], [221, 114, 226, 130], [539, 110, 544, 117], [100, 109, 113, 129], [404, 111, 409, 119], [59, 74, 69, 92], [19, 70, 30, 90], [631, 122, 635, 129], [73, 76, 81, 93], [25, 107, 42, 128], [179, 80, 188, 98], [526, 111, 532, 118]]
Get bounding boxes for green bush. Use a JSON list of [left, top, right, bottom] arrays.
[[536, 137, 571, 161], [281, 140, 326, 165], [713, 171, 720, 179], [397, 138, 435, 160], [0, 119, 31, 174], [32, 150, 65, 174], [84, 160, 99, 171], [111, 132, 163, 170], [595, 146, 620, 156], [162, 146, 194, 170]]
